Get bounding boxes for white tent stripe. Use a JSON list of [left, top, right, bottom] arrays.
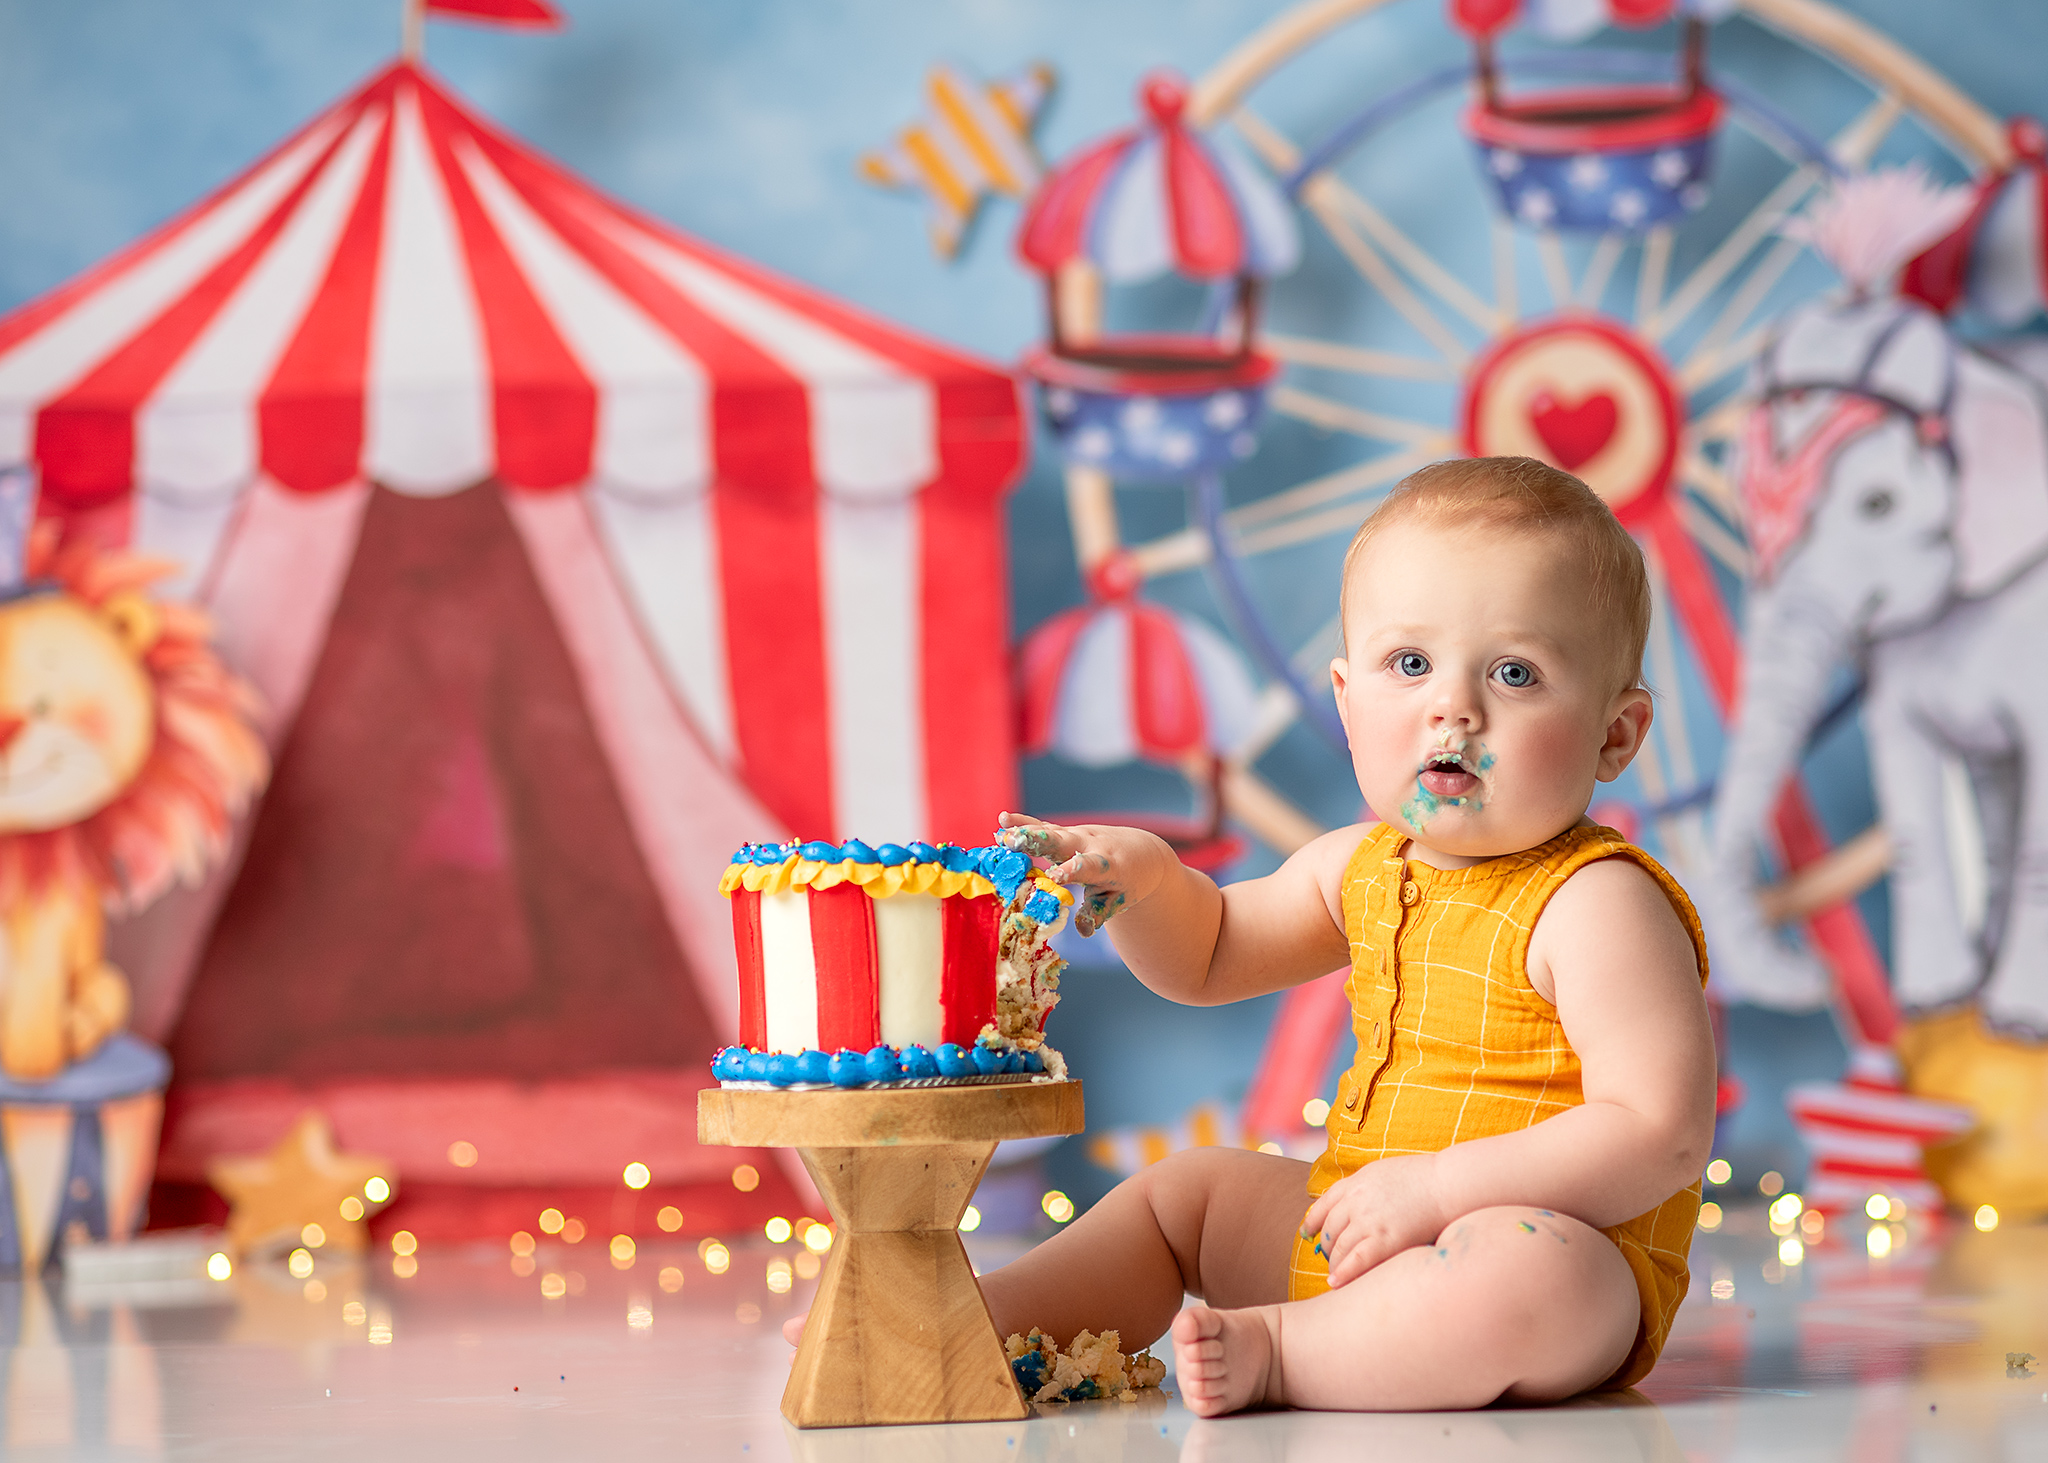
[[451, 137, 712, 497], [0, 113, 349, 467], [587, 483, 737, 764], [593, 213, 938, 500], [137, 107, 390, 498], [365, 88, 492, 495], [201, 478, 375, 748], [504, 489, 788, 1044], [132, 486, 248, 602], [820, 494, 928, 839]]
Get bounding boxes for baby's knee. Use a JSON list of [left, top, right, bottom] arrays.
[[1131, 1145, 1246, 1220], [1434, 1207, 1632, 1313]]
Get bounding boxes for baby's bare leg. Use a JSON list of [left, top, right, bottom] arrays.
[[1173, 1205, 1639, 1415], [976, 1148, 1310, 1350]]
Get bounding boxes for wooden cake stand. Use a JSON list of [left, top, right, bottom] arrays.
[[698, 1079, 1085, 1428]]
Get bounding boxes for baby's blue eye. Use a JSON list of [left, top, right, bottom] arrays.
[[1397, 652, 1430, 677], [1494, 661, 1535, 688]]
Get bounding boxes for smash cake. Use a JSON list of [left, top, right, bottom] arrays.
[[711, 839, 1072, 1088]]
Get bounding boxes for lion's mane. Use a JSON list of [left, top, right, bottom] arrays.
[[0, 526, 269, 912]]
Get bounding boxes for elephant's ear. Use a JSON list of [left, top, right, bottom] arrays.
[[1952, 352, 2048, 597]]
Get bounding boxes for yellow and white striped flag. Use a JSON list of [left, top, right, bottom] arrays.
[[861, 62, 1055, 259]]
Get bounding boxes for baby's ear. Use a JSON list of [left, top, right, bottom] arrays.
[[1595, 690, 1654, 782], [98, 591, 162, 657]]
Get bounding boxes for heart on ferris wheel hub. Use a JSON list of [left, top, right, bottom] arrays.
[[1529, 388, 1620, 470], [1462, 315, 1682, 527]]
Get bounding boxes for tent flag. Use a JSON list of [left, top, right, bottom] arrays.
[[424, 0, 564, 28]]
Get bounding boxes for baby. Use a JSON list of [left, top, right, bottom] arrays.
[[982, 456, 1716, 1413]]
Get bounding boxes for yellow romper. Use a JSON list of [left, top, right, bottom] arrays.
[[1286, 822, 1708, 1391]]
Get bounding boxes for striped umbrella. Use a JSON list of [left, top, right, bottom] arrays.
[[1017, 71, 1299, 285], [1018, 592, 1261, 769]]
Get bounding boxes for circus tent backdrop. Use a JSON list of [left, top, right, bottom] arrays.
[[0, 60, 1024, 1233]]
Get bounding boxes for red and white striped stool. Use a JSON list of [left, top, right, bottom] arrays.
[[1788, 1047, 1973, 1218]]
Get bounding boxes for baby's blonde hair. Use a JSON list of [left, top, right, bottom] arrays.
[[1339, 456, 1651, 694]]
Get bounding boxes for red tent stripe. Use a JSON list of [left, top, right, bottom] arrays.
[[460, 119, 812, 457], [0, 95, 362, 360], [919, 450, 1018, 840], [560, 151, 1023, 392], [457, 107, 841, 838], [260, 99, 396, 494], [712, 480, 837, 841], [33, 98, 370, 506], [416, 81, 594, 490], [259, 101, 396, 494]]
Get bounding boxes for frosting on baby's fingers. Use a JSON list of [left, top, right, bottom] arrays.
[[1072, 886, 1126, 937], [996, 821, 1067, 860]]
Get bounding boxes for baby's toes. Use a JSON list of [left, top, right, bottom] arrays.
[[1172, 1304, 1224, 1348]]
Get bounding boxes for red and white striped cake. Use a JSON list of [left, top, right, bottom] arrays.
[[714, 839, 1070, 1086]]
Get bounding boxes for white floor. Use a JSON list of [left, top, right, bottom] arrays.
[[2, 1204, 2043, 1461]]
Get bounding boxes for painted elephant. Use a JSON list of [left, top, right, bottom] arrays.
[[1699, 294, 2048, 1041]]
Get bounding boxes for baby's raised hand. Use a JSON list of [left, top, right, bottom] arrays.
[[995, 813, 1175, 937], [1299, 1152, 1447, 1288]]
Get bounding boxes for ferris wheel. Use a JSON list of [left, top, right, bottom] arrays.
[[1031, 0, 2018, 1158]]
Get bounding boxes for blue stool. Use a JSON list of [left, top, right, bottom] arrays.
[[0, 1036, 169, 1275]]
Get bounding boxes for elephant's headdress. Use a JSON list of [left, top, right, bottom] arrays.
[[1781, 165, 1975, 297]]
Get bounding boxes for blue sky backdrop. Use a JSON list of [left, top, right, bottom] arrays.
[[5, 0, 2044, 1200]]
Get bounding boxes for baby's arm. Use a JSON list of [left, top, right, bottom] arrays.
[[996, 813, 1358, 1006], [1306, 857, 1715, 1286]]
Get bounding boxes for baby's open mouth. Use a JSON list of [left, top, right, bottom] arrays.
[[1418, 750, 1479, 799]]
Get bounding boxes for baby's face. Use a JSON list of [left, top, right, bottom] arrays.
[[1331, 518, 1650, 865]]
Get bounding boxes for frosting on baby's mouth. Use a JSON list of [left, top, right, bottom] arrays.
[[1418, 749, 1480, 798], [1400, 737, 1498, 830]]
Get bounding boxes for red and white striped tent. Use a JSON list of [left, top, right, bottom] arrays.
[[0, 61, 1023, 1224]]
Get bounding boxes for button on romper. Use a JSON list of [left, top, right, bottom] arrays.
[[1286, 822, 1709, 1391]]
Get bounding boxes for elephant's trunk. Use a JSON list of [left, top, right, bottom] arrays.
[[1699, 580, 1853, 1008]]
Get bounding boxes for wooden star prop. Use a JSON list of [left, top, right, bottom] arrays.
[[860, 61, 1054, 259], [207, 1112, 394, 1257]]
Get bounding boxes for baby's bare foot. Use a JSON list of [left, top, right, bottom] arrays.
[[1170, 1304, 1281, 1417], [782, 1312, 807, 1347]]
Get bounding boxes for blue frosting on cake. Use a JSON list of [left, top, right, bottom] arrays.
[[714, 1038, 1048, 1089]]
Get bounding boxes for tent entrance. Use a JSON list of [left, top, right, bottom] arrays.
[[154, 485, 788, 1231]]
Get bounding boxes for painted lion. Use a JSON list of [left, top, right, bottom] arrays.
[[0, 526, 267, 1080]]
